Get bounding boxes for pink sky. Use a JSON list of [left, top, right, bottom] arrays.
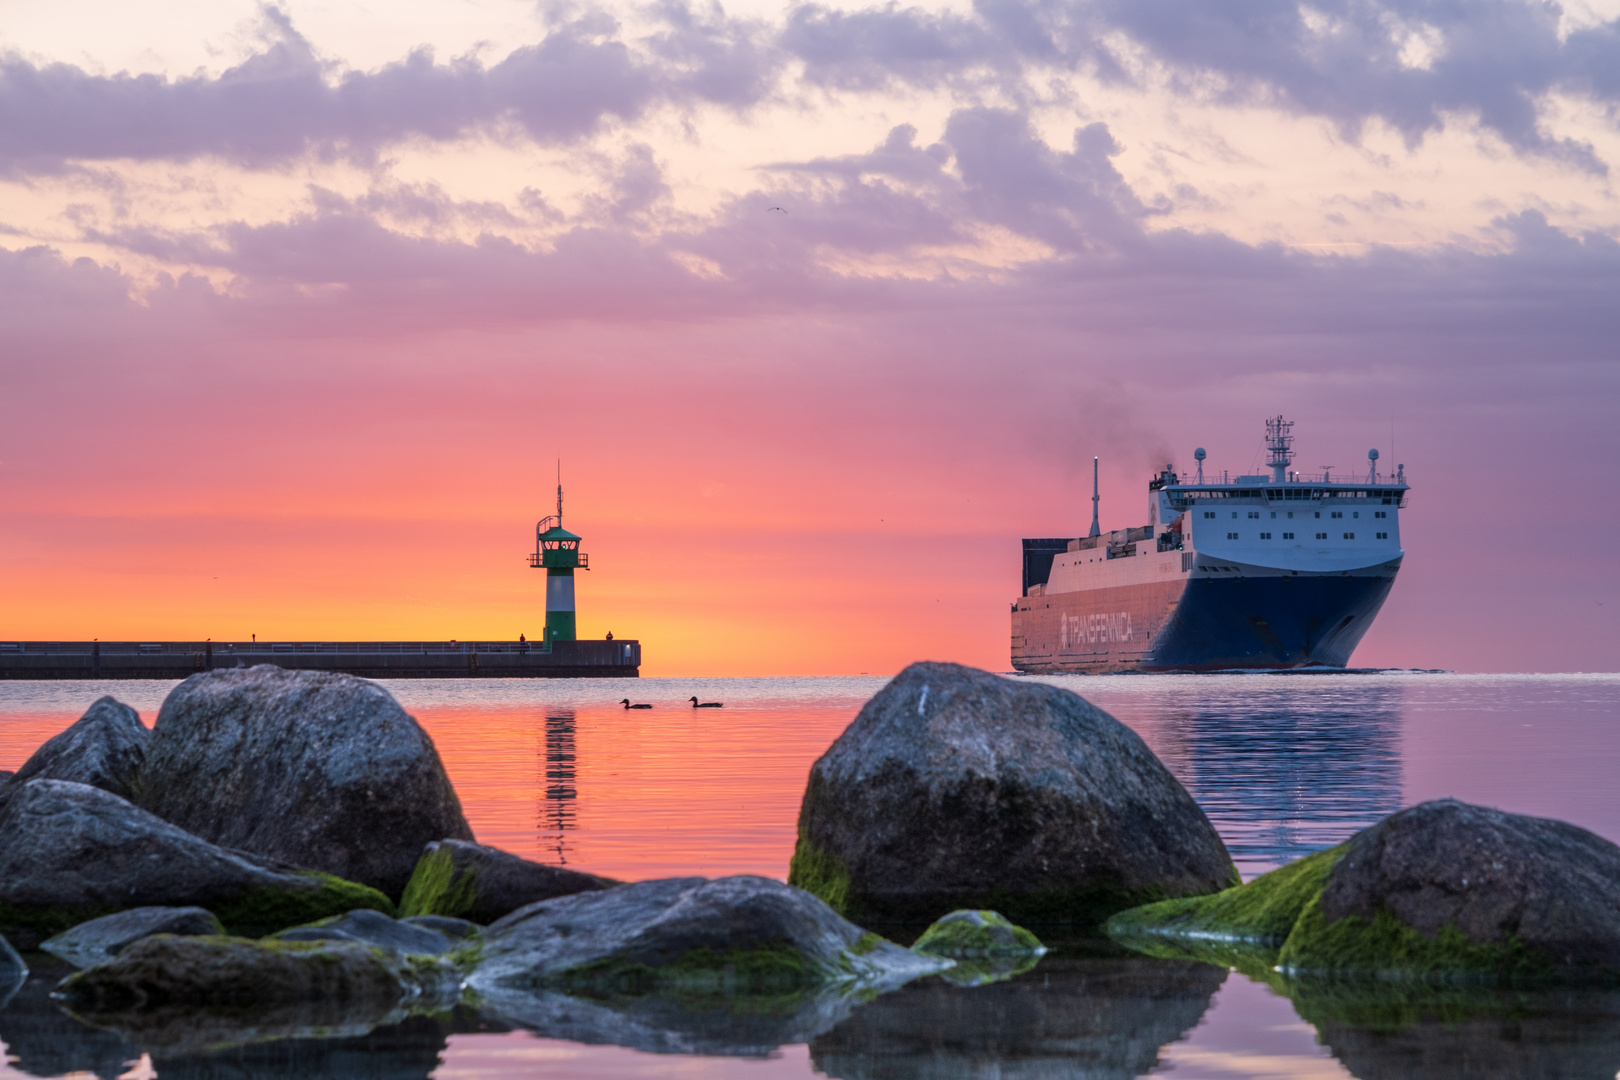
[[2, 0, 1618, 673]]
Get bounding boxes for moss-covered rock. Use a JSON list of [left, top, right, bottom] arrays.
[[913, 910, 1045, 957], [0, 778, 390, 948], [1107, 800, 1620, 983], [42, 907, 223, 969], [789, 662, 1236, 930], [399, 839, 614, 924]]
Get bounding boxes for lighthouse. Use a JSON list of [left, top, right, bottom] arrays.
[[529, 483, 588, 642]]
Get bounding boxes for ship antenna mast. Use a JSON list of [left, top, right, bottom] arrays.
[[1265, 415, 1294, 483], [1088, 457, 1101, 538]]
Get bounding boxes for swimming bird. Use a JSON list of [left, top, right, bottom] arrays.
[[689, 696, 724, 708], [620, 699, 653, 710]]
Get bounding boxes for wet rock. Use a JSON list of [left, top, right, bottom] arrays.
[[1110, 799, 1620, 981], [913, 910, 1046, 957], [136, 666, 473, 899], [41, 907, 224, 969], [400, 838, 617, 924], [810, 956, 1227, 1080], [0, 933, 26, 1008], [276, 908, 457, 956], [0, 697, 146, 809], [789, 662, 1236, 928], [53, 934, 459, 1016], [0, 779, 392, 948], [469, 875, 948, 997], [403, 914, 480, 940]]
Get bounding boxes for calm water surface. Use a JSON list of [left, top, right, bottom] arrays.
[[1, 672, 1617, 1079]]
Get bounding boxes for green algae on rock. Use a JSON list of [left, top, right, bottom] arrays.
[[400, 839, 615, 924], [789, 662, 1236, 929], [1107, 800, 1620, 983], [913, 910, 1045, 957]]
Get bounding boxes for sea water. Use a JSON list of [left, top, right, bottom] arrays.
[[1, 672, 1617, 1079]]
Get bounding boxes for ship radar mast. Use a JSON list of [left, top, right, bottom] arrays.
[[1088, 457, 1101, 538], [1194, 447, 1206, 484], [1265, 415, 1294, 483]]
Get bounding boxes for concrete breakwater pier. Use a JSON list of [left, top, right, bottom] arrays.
[[0, 638, 640, 680]]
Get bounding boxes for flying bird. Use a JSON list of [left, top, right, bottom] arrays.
[[767, 206, 787, 213]]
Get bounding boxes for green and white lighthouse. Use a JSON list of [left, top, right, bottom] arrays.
[[529, 483, 588, 642]]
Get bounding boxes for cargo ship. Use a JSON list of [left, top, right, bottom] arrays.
[[1012, 417, 1407, 673]]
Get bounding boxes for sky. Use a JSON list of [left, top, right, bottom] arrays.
[[2, 0, 1618, 675]]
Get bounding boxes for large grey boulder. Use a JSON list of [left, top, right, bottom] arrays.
[[1278, 799, 1620, 978], [810, 956, 1227, 1080], [0, 779, 392, 948], [400, 839, 617, 924], [0, 696, 146, 809], [42, 907, 224, 969], [469, 875, 948, 997], [136, 666, 473, 899], [54, 934, 459, 1015], [789, 662, 1236, 928]]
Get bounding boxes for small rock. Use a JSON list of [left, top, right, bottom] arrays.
[[912, 910, 1045, 957], [136, 666, 474, 900], [52, 934, 458, 1015], [400, 839, 617, 924], [789, 662, 1236, 928], [0, 697, 146, 809], [469, 876, 949, 997], [403, 914, 480, 940], [0, 934, 26, 1008], [0, 779, 392, 948], [42, 907, 224, 969], [275, 909, 456, 956]]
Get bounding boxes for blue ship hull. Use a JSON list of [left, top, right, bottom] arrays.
[[1144, 570, 1397, 671]]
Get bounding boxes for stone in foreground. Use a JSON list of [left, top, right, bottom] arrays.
[[276, 908, 458, 956], [136, 666, 473, 899], [789, 662, 1235, 927], [912, 910, 1045, 957], [1108, 799, 1620, 981], [42, 907, 224, 969], [0, 697, 146, 809], [468, 875, 948, 998], [400, 838, 617, 924], [53, 934, 459, 1014], [0, 779, 392, 948]]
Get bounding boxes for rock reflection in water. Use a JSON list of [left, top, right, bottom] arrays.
[[1119, 684, 1404, 877], [1, 959, 138, 1080], [1291, 983, 1620, 1080], [809, 956, 1227, 1080]]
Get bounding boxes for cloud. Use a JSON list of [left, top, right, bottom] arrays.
[[0, 2, 777, 174]]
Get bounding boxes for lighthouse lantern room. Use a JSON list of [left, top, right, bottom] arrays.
[[529, 483, 588, 642]]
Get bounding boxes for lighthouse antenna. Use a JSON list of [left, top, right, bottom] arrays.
[[1088, 457, 1101, 538], [556, 460, 563, 527]]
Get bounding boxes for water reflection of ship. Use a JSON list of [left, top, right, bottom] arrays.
[[541, 711, 577, 865], [1133, 684, 1404, 877]]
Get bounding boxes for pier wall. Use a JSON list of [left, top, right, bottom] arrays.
[[0, 639, 640, 680]]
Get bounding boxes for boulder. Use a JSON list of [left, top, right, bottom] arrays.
[[135, 666, 473, 899], [468, 875, 949, 998], [1108, 799, 1620, 981], [42, 907, 224, 969], [400, 839, 617, 924], [912, 910, 1046, 957], [0, 696, 146, 809], [0, 779, 392, 948], [53, 934, 459, 1015], [275, 908, 457, 956], [789, 662, 1236, 928], [810, 956, 1227, 1080]]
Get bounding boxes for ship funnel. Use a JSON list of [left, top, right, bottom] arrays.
[[1265, 416, 1294, 483]]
